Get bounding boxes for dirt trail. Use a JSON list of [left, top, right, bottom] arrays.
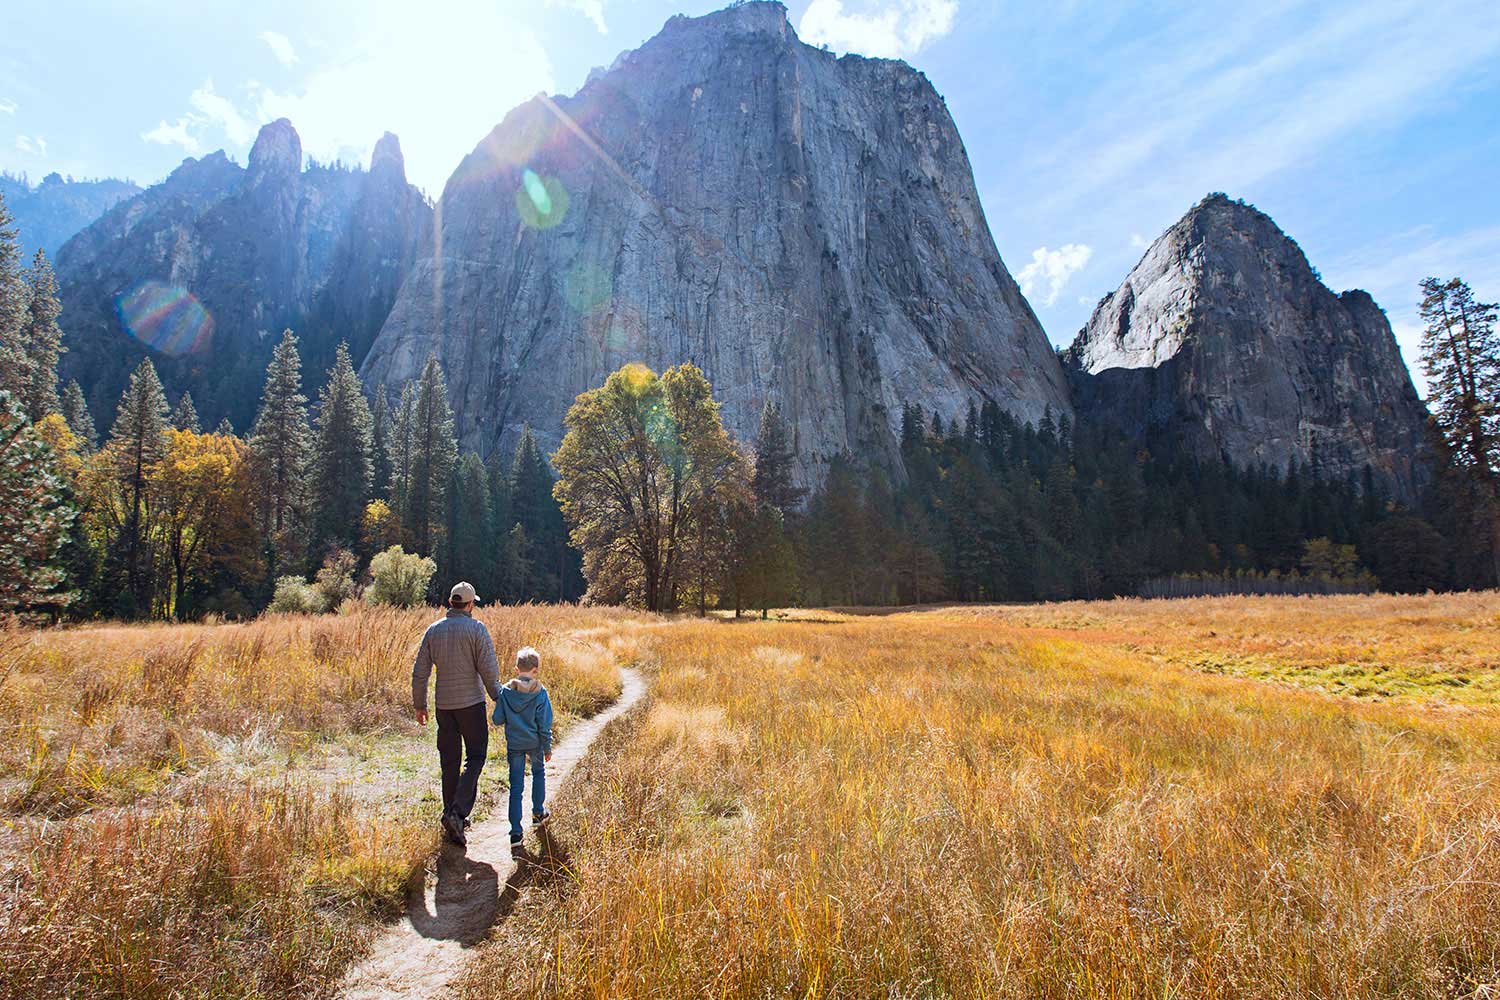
[[339, 665, 647, 1000]]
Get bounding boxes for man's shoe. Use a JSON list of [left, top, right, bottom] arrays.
[[442, 812, 467, 847], [532, 809, 551, 826]]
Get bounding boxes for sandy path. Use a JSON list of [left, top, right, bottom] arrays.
[[339, 666, 647, 1000]]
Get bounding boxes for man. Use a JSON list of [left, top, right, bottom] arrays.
[[411, 581, 502, 847]]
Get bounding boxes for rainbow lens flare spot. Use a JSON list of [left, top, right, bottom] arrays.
[[564, 263, 613, 314], [115, 280, 213, 356], [516, 168, 569, 229]]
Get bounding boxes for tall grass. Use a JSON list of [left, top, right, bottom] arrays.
[[0, 601, 641, 1000], [460, 608, 1500, 999]]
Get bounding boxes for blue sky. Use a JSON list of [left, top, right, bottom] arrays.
[[3, 0, 1498, 387]]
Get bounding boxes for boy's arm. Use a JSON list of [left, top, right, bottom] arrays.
[[410, 631, 433, 721], [539, 690, 554, 757]]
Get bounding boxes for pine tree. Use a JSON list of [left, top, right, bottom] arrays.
[[445, 452, 493, 590], [61, 380, 97, 451], [105, 359, 170, 616], [510, 427, 563, 600], [171, 391, 201, 433], [214, 416, 235, 436], [311, 342, 374, 550], [1420, 276, 1500, 583], [0, 392, 77, 614], [370, 382, 393, 502], [388, 382, 417, 530], [20, 250, 64, 421], [248, 329, 313, 573], [0, 194, 28, 400], [751, 399, 807, 515], [406, 355, 456, 557]]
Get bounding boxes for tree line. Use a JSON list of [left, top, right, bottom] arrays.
[[1, 177, 1496, 617]]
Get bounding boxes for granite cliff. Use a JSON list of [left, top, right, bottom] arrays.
[[56, 121, 430, 429], [360, 1, 1070, 479], [1064, 194, 1429, 500], [0, 171, 140, 260]]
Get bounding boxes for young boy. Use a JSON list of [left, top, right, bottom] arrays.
[[493, 646, 554, 849]]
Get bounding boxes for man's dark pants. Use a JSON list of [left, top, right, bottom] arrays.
[[436, 702, 488, 820]]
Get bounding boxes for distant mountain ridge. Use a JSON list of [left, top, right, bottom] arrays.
[[54, 121, 431, 429], [0, 171, 140, 260]]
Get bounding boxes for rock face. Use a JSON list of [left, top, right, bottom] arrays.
[[0, 172, 141, 260], [56, 121, 431, 429], [360, 1, 1069, 479], [1064, 194, 1428, 500]]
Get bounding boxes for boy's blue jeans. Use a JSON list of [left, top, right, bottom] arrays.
[[507, 748, 546, 839]]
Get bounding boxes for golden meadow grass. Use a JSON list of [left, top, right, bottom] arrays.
[[0, 603, 632, 1000], [1, 593, 1497, 999], [460, 599, 1500, 1000]]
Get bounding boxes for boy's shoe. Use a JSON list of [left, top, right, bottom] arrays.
[[441, 812, 467, 847], [532, 809, 551, 827], [509, 833, 524, 853]]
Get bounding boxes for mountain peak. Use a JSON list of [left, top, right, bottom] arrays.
[[370, 132, 406, 183], [248, 118, 302, 178]]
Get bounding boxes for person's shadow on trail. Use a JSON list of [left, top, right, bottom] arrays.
[[406, 827, 577, 946]]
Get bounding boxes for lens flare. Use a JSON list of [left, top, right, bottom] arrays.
[[516, 168, 569, 229], [564, 263, 612, 314], [115, 280, 213, 356]]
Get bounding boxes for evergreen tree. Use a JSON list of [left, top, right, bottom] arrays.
[[61, 380, 97, 451], [248, 329, 313, 573], [171, 391, 201, 433], [0, 194, 28, 400], [214, 416, 235, 436], [0, 392, 77, 615], [388, 382, 417, 532], [311, 342, 375, 550], [105, 358, 170, 616], [510, 427, 560, 600], [406, 355, 457, 559], [445, 452, 494, 589], [370, 382, 393, 502], [20, 250, 63, 421], [1420, 276, 1500, 583], [751, 399, 806, 515]]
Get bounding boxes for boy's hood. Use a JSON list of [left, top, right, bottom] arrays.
[[505, 675, 542, 696]]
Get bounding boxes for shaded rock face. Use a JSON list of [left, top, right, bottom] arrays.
[[56, 120, 431, 430], [1064, 194, 1429, 501], [361, 1, 1068, 480], [0, 172, 141, 260]]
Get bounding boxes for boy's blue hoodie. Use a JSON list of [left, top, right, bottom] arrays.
[[493, 674, 553, 755]]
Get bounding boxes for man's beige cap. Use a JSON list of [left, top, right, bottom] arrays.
[[450, 581, 480, 604]]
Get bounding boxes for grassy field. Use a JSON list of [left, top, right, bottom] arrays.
[[2, 593, 1498, 998], [0, 603, 632, 999]]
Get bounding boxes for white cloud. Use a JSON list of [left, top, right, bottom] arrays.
[[1129, 232, 1148, 250], [14, 134, 46, 154], [141, 80, 253, 156], [142, 118, 201, 153], [546, 0, 607, 33], [253, 0, 555, 193], [1018, 243, 1093, 307], [799, 0, 957, 58], [0, 99, 16, 115], [260, 30, 299, 67]]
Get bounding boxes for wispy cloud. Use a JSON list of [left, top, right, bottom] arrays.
[[14, 134, 46, 154], [546, 0, 607, 34], [0, 99, 16, 116], [141, 80, 254, 155], [1028, 0, 1500, 218], [1018, 243, 1092, 306], [259, 30, 299, 68], [799, 0, 957, 58]]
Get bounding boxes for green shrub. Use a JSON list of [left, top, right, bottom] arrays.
[[268, 575, 318, 614], [366, 546, 435, 608]]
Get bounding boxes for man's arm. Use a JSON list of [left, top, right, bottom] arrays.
[[411, 630, 433, 724], [476, 626, 503, 702], [539, 690, 554, 758]]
